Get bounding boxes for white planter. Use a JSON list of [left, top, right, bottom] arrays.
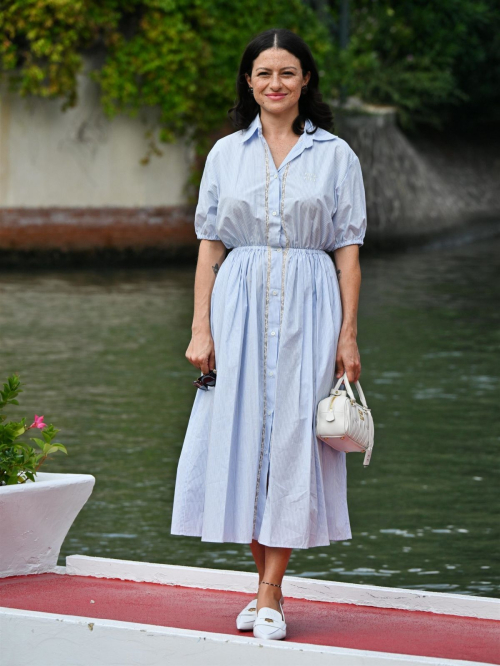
[[0, 472, 95, 578]]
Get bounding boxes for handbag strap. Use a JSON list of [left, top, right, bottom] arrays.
[[332, 372, 369, 408]]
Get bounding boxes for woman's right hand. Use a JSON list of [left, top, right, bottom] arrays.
[[186, 326, 216, 375], [187, 239, 226, 375]]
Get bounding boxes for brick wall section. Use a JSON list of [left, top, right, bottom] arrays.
[[0, 207, 198, 252]]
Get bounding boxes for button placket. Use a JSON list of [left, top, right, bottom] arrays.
[[252, 133, 272, 535], [264, 150, 282, 467], [252, 131, 291, 539]]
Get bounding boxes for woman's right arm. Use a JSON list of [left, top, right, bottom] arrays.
[[185, 239, 227, 375]]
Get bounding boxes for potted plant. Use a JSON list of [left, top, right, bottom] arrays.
[[0, 374, 95, 578]]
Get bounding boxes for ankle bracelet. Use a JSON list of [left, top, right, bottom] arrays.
[[260, 580, 281, 588]]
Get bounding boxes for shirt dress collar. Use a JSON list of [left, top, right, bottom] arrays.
[[239, 112, 335, 145]]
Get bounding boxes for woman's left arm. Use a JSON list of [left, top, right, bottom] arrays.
[[332, 244, 362, 383]]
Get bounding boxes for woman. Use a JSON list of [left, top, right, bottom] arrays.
[[171, 28, 366, 640]]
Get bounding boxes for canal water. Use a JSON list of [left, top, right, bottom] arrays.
[[1, 236, 498, 597]]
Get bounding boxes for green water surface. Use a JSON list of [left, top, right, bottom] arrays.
[[1, 237, 498, 597]]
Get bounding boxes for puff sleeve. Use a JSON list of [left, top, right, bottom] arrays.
[[194, 146, 221, 241], [332, 155, 367, 251]]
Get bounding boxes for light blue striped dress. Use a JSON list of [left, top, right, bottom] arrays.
[[170, 112, 367, 549]]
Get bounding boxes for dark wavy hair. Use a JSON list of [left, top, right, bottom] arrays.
[[228, 28, 334, 137]]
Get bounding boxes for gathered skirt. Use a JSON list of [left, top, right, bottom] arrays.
[[170, 244, 352, 549]]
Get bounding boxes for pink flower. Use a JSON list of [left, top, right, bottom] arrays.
[[30, 415, 47, 430]]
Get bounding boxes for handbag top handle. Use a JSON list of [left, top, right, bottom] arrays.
[[332, 372, 369, 409]]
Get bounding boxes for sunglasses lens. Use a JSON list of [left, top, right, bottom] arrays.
[[194, 382, 207, 390], [193, 371, 216, 390]]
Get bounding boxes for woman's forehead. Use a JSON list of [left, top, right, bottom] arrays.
[[253, 48, 300, 70]]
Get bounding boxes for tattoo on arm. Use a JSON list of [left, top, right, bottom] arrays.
[[336, 268, 341, 281], [212, 263, 219, 275]]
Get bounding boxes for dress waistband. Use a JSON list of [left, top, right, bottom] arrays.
[[231, 245, 327, 254]]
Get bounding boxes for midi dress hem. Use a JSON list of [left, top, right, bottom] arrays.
[[170, 529, 353, 550]]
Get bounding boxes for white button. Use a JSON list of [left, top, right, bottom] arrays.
[[270, 330, 276, 336], [269, 370, 274, 376], [272, 211, 277, 216], [267, 410, 272, 416], [272, 290, 278, 295], [274, 174, 278, 179], [275, 248, 281, 252]]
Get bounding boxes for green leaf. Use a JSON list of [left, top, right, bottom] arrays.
[[49, 443, 68, 454], [46, 445, 65, 455], [30, 437, 46, 449]]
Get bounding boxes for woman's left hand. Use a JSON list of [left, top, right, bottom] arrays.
[[335, 329, 361, 383]]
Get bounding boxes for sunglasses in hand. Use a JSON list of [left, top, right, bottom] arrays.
[[193, 369, 217, 390]]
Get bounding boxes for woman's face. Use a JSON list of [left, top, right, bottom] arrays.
[[245, 48, 310, 117]]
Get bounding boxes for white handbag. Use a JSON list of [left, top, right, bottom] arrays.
[[316, 372, 375, 466]]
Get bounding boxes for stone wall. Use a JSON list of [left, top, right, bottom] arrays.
[[0, 65, 192, 209], [336, 109, 500, 248]]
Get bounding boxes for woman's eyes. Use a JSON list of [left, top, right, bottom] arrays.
[[258, 72, 294, 76]]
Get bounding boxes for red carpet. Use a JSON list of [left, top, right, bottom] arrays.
[[1, 573, 498, 663]]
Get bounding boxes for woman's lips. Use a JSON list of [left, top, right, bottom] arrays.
[[266, 93, 286, 100]]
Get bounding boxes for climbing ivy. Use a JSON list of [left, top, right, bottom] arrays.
[[0, 1, 123, 107], [1, 0, 499, 177], [0, 1, 334, 171]]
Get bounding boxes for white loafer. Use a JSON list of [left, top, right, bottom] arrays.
[[253, 597, 286, 640], [236, 597, 258, 631]]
